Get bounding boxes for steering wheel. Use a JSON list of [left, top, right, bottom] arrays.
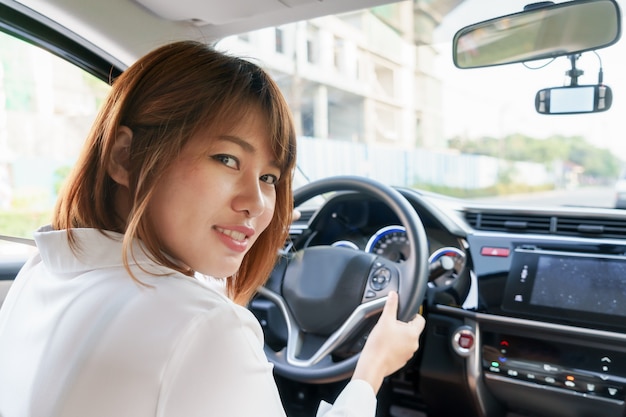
[[258, 176, 429, 383]]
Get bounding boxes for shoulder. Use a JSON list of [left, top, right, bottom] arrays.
[[121, 273, 264, 343]]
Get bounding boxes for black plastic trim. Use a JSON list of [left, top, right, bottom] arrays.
[[0, 2, 124, 83]]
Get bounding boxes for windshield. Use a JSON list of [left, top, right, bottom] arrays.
[[215, 0, 624, 209], [0, 0, 625, 247]]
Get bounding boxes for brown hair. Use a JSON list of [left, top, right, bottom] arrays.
[[53, 41, 296, 305]]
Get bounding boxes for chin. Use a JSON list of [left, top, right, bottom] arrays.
[[198, 264, 240, 280]]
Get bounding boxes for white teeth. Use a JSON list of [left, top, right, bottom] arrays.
[[217, 227, 246, 241]]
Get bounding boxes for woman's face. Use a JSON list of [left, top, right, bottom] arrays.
[[148, 109, 280, 278]]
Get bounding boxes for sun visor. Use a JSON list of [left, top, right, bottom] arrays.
[[133, 0, 316, 26]]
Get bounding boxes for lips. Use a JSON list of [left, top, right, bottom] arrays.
[[214, 225, 254, 253], [215, 227, 247, 241]]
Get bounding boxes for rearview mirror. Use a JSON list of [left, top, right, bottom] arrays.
[[535, 84, 612, 114], [453, 0, 622, 69]]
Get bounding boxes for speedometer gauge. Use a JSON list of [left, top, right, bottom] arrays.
[[331, 240, 359, 250], [365, 225, 409, 262], [428, 247, 466, 287]]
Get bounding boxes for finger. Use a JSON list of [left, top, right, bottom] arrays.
[[381, 291, 399, 321], [409, 314, 426, 331]]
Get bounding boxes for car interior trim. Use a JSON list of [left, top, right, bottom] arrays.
[[0, 1, 124, 82], [435, 305, 626, 343]]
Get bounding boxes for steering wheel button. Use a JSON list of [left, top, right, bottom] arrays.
[[370, 267, 391, 290]]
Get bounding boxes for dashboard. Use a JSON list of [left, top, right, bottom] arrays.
[[281, 186, 626, 417], [289, 191, 469, 294], [4, 182, 626, 417]]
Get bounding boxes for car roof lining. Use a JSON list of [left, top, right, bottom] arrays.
[[14, 0, 394, 66]]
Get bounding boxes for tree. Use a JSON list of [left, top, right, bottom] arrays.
[[448, 133, 622, 179]]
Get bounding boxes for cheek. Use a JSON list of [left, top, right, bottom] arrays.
[[145, 166, 192, 240], [259, 191, 278, 230], [145, 183, 179, 243]]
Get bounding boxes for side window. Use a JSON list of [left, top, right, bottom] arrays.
[[0, 32, 110, 247]]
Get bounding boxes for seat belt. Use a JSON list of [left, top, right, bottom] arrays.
[[0, 235, 36, 246]]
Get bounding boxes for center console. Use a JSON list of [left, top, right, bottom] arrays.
[[501, 246, 626, 330], [439, 236, 626, 417], [482, 330, 626, 400]]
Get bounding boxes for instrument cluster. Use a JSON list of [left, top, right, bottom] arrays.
[[329, 224, 465, 287], [297, 194, 468, 287]]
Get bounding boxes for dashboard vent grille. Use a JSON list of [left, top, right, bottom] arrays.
[[297, 210, 314, 223], [283, 209, 315, 253], [465, 212, 552, 233], [555, 217, 626, 239], [466, 212, 626, 239]]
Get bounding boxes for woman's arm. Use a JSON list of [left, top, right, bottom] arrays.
[[316, 291, 425, 417], [353, 291, 425, 393], [157, 303, 287, 417]]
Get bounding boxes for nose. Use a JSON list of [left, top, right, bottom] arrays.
[[232, 178, 266, 218]]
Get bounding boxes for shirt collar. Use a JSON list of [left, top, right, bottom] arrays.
[[34, 226, 158, 275]]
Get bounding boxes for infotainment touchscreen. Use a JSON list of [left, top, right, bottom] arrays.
[[502, 248, 626, 326]]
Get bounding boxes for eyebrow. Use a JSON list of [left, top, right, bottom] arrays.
[[217, 135, 281, 170]]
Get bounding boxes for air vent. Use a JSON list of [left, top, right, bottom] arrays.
[[466, 212, 552, 233], [283, 209, 315, 253], [556, 217, 626, 239], [296, 209, 314, 224], [466, 211, 626, 239]]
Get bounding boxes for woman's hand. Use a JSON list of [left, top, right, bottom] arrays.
[[352, 291, 425, 393]]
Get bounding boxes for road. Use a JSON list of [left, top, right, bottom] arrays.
[[470, 186, 618, 209]]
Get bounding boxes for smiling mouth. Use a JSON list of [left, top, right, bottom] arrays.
[[215, 227, 247, 242]]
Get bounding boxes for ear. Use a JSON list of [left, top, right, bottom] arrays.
[[108, 126, 133, 188]]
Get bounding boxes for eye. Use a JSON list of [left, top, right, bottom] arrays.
[[212, 154, 239, 169], [260, 173, 279, 185]]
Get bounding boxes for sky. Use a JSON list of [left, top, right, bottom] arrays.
[[432, 0, 626, 161]]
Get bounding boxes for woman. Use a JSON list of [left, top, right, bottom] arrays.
[[0, 41, 424, 416]]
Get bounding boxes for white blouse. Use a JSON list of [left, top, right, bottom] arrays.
[[0, 227, 376, 417]]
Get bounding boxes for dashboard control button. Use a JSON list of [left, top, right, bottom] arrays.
[[452, 326, 475, 357], [458, 333, 474, 349], [480, 246, 510, 257]]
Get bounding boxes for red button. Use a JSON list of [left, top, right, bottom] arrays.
[[458, 333, 474, 349], [481, 247, 510, 257]]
